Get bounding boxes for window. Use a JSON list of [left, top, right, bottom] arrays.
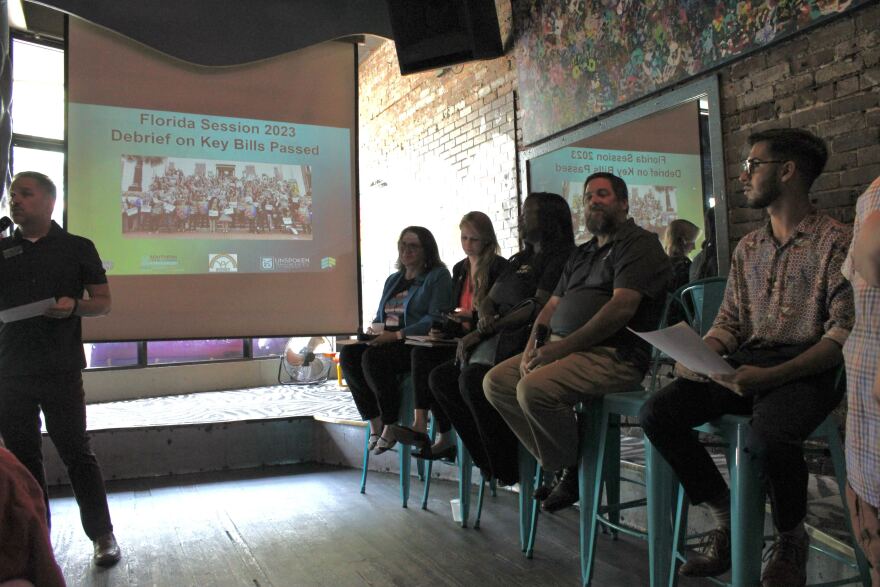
[[146, 339, 244, 365]]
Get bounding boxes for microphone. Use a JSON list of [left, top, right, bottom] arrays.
[[534, 324, 550, 349], [0, 216, 12, 233]]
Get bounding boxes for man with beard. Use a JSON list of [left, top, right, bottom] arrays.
[[640, 129, 854, 587], [484, 172, 671, 511]]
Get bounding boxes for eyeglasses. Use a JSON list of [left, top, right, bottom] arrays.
[[742, 158, 785, 176], [398, 242, 422, 252]]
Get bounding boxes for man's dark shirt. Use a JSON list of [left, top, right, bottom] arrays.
[[550, 218, 671, 370], [0, 221, 107, 376]]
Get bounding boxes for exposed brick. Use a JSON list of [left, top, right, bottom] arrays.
[[818, 111, 865, 137], [816, 83, 835, 103], [811, 173, 840, 192], [774, 72, 814, 97], [825, 151, 859, 172], [831, 92, 880, 118], [791, 48, 834, 74], [776, 96, 796, 113], [862, 66, 880, 89], [858, 144, 880, 166], [790, 104, 830, 128], [833, 128, 880, 153], [750, 63, 789, 88], [740, 84, 774, 108], [793, 89, 818, 110], [815, 58, 863, 85], [835, 76, 861, 98], [841, 164, 880, 187], [814, 189, 858, 208]]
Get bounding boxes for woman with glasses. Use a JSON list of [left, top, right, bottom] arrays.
[[340, 226, 454, 454], [390, 212, 509, 460]]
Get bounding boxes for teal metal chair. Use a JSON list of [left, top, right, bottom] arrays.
[[669, 411, 871, 587], [680, 277, 727, 337], [578, 277, 728, 586], [359, 373, 424, 507]]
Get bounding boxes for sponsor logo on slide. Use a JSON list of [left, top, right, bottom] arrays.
[[140, 255, 179, 271], [209, 253, 238, 273], [260, 256, 310, 271], [321, 257, 336, 270]]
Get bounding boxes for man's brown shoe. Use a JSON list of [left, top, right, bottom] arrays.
[[93, 532, 121, 567], [679, 527, 731, 577], [761, 532, 809, 587]]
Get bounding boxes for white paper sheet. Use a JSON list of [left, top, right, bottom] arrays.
[[0, 298, 56, 323], [628, 321, 735, 376]]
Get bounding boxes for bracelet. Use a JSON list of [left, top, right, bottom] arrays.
[[71, 298, 79, 316]]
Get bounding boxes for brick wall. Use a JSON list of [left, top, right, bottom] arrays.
[[358, 38, 518, 323], [719, 3, 879, 241]]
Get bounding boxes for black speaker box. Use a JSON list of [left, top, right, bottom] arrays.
[[386, 0, 504, 75]]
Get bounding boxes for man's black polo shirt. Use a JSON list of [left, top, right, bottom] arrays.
[[549, 218, 671, 371], [0, 221, 107, 376]]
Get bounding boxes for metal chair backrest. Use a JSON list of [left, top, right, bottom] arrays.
[[679, 277, 727, 337]]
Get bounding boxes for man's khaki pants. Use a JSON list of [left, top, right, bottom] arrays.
[[483, 346, 643, 472]]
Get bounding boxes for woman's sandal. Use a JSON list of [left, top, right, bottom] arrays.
[[367, 433, 382, 452], [388, 425, 431, 451], [373, 435, 397, 455]]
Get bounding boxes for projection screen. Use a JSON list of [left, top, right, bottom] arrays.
[[67, 18, 360, 341]]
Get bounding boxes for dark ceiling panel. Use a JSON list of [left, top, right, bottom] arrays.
[[34, 0, 393, 65]]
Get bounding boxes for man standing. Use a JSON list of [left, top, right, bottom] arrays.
[[0, 171, 120, 567], [483, 172, 671, 511], [640, 129, 853, 586]]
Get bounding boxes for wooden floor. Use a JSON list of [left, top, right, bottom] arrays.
[[48, 464, 708, 587]]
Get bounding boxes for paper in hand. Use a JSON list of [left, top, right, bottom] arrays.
[[0, 298, 56, 323], [628, 321, 735, 376]]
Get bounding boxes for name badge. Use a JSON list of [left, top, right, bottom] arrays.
[[3, 246, 23, 259]]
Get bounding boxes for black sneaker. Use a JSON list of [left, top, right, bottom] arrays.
[[679, 527, 731, 577], [541, 465, 579, 512], [761, 532, 809, 587]]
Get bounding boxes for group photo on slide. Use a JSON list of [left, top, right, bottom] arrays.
[[119, 155, 314, 240]]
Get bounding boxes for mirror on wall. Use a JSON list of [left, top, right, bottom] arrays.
[[521, 76, 728, 276]]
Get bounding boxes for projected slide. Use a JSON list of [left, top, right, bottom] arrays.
[[69, 104, 350, 275], [529, 147, 704, 245], [67, 18, 360, 341], [120, 156, 312, 241]]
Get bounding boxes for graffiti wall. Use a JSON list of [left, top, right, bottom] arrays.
[[514, 0, 869, 144]]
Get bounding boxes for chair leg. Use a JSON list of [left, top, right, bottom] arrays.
[[580, 406, 606, 586], [518, 446, 538, 552], [458, 435, 471, 528], [668, 488, 688, 587], [645, 440, 675, 587], [420, 421, 437, 510], [603, 414, 621, 538], [728, 421, 764, 587], [360, 425, 370, 494], [475, 475, 487, 529], [526, 462, 543, 558]]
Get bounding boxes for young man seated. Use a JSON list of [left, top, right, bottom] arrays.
[[640, 128, 854, 587]]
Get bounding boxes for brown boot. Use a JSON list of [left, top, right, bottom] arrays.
[[679, 527, 731, 577], [93, 531, 121, 567], [761, 532, 809, 587]]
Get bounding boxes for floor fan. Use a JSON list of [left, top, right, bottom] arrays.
[[278, 336, 334, 385]]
